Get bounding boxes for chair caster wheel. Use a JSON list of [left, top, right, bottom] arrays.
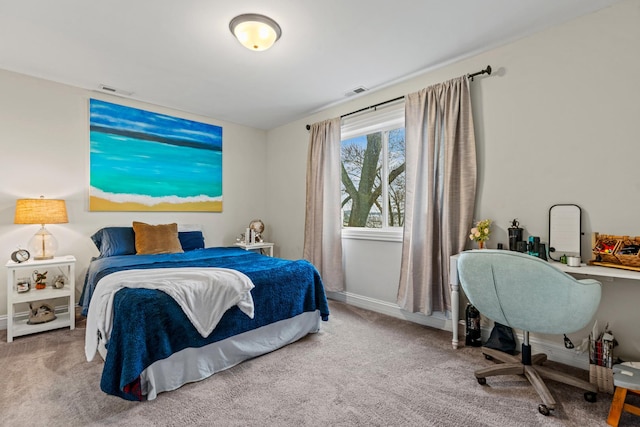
[[538, 404, 550, 416], [584, 392, 597, 402], [477, 377, 486, 385]]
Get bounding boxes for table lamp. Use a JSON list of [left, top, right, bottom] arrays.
[[14, 196, 68, 260]]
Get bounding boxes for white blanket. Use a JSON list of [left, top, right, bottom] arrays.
[[85, 267, 255, 362]]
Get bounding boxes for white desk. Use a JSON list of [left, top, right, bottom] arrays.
[[448, 252, 640, 349]]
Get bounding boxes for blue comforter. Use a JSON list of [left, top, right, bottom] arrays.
[[80, 247, 329, 401]]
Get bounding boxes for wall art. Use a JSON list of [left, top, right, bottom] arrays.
[[89, 99, 222, 212]]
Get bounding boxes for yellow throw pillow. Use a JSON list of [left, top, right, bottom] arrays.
[[132, 221, 184, 255]]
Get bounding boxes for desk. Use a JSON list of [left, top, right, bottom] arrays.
[[449, 252, 640, 349]]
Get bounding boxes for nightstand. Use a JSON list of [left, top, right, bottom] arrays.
[[5, 255, 76, 342], [234, 242, 274, 257]]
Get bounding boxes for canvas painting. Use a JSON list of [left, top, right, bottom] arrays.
[[89, 99, 223, 212]]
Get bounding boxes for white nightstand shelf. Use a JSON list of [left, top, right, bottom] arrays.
[[6, 255, 76, 342], [234, 242, 274, 257]]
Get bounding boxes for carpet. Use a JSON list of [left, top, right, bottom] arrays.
[[0, 300, 637, 427]]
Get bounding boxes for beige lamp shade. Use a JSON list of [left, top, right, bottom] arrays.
[[14, 198, 68, 225], [15, 197, 68, 260]]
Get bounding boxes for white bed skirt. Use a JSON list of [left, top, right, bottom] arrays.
[[99, 310, 322, 400]]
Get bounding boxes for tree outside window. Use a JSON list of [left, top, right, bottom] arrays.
[[341, 127, 405, 228]]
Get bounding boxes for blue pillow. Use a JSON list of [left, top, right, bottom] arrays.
[[178, 231, 205, 251], [91, 227, 205, 257], [91, 227, 136, 258]]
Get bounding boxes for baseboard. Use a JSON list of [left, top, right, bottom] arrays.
[[327, 291, 452, 331], [327, 291, 591, 370]]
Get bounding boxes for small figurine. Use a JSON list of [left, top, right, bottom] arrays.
[[33, 270, 48, 290], [53, 275, 65, 289], [27, 301, 56, 324], [249, 219, 265, 243]]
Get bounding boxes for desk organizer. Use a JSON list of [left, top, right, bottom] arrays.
[[589, 232, 640, 272], [589, 364, 614, 394], [589, 334, 615, 394]]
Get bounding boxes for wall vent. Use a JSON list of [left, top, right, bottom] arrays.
[[98, 84, 133, 96], [345, 86, 368, 97]]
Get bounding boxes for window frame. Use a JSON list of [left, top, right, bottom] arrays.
[[340, 102, 405, 241]]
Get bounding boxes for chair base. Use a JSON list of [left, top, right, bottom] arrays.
[[607, 387, 640, 426], [476, 346, 598, 414]]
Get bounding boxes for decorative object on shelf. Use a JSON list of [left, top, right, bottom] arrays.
[[10, 248, 30, 263], [567, 256, 581, 267], [14, 196, 68, 260], [229, 14, 282, 51], [469, 219, 491, 248], [249, 219, 265, 243], [32, 270, 48, 290], [591, 232, 640, 271], [27, 301, 56, 325], [16, 278, 30, 293], [53, 274, 66, 289], [508, 218, 523, 251]]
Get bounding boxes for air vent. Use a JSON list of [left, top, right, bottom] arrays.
[[345, 86, 368, 97], [98, 84, 133, 96]]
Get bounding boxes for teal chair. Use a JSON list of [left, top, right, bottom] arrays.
[[458, 249, 602, 416]]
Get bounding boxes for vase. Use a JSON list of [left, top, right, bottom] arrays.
[[477, 241, 485, 249]]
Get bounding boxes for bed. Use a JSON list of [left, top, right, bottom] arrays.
[[80, 224, 330, 401]]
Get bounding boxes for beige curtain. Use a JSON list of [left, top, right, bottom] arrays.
[[303, 118, 344, 292], [397, 76, 477, 315]]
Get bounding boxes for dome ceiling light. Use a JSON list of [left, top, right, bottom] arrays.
[[229, 13, 282, 51]]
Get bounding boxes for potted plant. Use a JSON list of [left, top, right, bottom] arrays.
[[33, 270, 48, 290], [469, 219, 491, 249]]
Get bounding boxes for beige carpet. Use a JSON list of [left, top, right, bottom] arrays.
[[1, 300, 638, 427]]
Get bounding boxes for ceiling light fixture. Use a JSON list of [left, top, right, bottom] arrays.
[[229, 13, 281, 51]]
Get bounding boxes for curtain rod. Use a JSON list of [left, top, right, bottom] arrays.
[[305, 65, 492, 130]]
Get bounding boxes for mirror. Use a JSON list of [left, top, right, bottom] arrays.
[[548, 204, 581, 260]]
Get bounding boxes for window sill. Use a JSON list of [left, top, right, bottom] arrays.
[[341, 228, 403, 242]]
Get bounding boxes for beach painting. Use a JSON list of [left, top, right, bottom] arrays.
[[89, 99, 223, 212]]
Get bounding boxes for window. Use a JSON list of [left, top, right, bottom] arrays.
[[341, 103, 405, 231]]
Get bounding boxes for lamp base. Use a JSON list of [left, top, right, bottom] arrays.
[[28, 226, 59, 261]]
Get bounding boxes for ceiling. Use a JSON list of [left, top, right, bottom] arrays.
[[0, 0, 623, 130]]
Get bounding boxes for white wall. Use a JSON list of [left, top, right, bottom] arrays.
[[0, 69, 269, 316], [266, 0, 640, 362]]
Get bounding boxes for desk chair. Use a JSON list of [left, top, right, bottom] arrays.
[[458, 250, 602, 416]]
